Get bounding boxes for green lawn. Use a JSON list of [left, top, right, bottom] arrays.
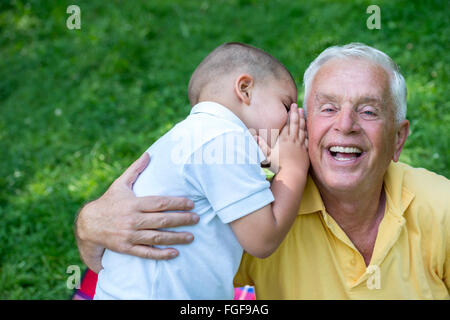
[[0, 0, 448, 299]]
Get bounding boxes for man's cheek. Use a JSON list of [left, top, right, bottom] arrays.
[[307, 142, 322, 166]]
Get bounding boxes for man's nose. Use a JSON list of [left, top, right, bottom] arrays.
[[334, 107, 360, 134]]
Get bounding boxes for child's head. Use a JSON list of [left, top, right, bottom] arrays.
[[188, 42, 297, 142]]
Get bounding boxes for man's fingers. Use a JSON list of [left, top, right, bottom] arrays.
[[117, 152, 151, 188], [134, 212, 199, 230], [136, 195, 194, 213], [127, 245, 180, 260], [130, 230, 195, 246]]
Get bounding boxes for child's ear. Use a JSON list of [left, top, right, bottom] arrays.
[[234, 74, 254, 105]]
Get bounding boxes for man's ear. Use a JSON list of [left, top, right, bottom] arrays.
[[234, 74, 254, 105], [393, 119, 409, 162]]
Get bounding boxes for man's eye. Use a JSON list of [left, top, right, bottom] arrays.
[[320, 104, 335, 113], [360, 107, 377, 117]]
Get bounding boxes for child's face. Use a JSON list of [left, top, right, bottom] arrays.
[[246, 77, 298, 145]]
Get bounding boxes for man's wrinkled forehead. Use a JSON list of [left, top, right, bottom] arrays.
[[313, 92, 387, 108], [310, 58, 391, 105]]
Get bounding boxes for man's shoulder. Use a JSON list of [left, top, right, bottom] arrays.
[[395, 162, 449, 200], [392, 162, 449, 223]]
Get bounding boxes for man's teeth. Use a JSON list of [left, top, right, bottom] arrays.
[[329, 146, 362, 153], [329, 146, 363, 161]]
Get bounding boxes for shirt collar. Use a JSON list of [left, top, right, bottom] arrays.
[[382, 162, 415, 217], [297, 175, 326, 215], [190, 101, 248, 131], [298, 162, 415, 217]]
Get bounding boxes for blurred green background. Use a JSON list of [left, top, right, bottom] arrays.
[[0, 0, 448, 299]]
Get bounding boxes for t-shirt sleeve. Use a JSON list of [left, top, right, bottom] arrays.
[[182, 131, 274, 224]]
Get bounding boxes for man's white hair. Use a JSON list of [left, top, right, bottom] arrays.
[[302, 43, 407, 123]]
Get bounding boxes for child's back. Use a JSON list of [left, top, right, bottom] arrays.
[[95, 101, 270, 299]]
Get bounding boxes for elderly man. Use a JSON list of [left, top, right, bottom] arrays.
[[75, 43, 449, 299]]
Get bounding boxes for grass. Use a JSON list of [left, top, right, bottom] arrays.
[[0, 0, 448, 299]]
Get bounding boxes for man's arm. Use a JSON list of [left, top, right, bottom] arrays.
[[75, 207, 106, 273], [74, 153, 200, 273]]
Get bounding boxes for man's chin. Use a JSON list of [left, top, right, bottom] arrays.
[[313, 171, 367, 194]]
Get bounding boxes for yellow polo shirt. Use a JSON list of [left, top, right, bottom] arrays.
[[233, 162, 450, 299]]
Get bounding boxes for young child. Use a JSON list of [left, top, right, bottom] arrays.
[[94, 42, 309, 299]]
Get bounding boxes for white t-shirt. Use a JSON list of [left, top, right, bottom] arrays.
[[94, 101, 274, 299]]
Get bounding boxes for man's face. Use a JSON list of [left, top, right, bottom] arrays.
[[305, 58, 408, 193]]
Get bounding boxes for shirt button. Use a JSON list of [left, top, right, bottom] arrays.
[[350, 259, 356, 265]]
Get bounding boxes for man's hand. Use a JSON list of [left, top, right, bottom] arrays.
[[75, 152, 200, 273]]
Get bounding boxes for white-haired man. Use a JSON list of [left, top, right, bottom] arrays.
[[75, 43, 449, 299]]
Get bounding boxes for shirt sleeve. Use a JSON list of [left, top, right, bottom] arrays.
[[182, 131, 274, 224]]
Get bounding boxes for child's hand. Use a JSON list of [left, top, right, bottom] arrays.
[[259, 103, 309, 174]]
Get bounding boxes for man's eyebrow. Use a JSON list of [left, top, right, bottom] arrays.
[[315, 93, 385, 106], [314, 93, 339, 102], [357, 96, 385, 106]]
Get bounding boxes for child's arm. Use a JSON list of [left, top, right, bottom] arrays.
[[230, 105, 309, 258]]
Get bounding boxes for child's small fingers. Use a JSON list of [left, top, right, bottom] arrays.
[[288, 103, 299, 136], [280, 120, 289, 137], [298, 108, 309, 143], [298, 128, 307, 144], [299, 116, 305, 131], [298, 108, 306, 129]]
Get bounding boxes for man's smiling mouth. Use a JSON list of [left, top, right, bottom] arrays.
[[328, 146, 363, 161]]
